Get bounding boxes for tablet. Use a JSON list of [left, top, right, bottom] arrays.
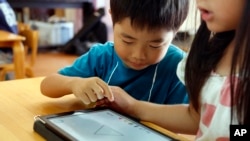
[[34, 108, 177, 141]]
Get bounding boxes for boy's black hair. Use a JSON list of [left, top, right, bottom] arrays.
[[185, 0, 250, 124], [110, 0, 189, 31]]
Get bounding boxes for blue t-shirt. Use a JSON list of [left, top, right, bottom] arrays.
[[0, 0, 17, 33], [59, 42, 188, 104]]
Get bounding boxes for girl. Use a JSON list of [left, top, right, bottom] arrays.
[[99, 0, 249, 140]]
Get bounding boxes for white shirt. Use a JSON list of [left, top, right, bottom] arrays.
[[177, 57, 238, 141]]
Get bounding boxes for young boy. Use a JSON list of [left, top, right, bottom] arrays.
[[40, 0, 189, 105]]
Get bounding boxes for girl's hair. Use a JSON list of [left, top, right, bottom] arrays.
[[110, 0, 189, 31], [185, 0, 250, 124]]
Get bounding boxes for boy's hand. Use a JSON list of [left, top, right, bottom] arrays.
[[70, 77, 114, 105]]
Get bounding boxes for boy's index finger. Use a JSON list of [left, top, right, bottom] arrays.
[[96, 81, 114, 102]]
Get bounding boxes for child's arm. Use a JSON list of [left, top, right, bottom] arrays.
[[133, 101, 199, 134], [106, 86, 199, 135], [40, 73, 114, 104]]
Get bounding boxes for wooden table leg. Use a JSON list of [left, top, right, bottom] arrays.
[[12, 41, 25, 79]]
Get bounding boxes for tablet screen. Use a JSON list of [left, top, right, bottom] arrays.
[[45, 109, 175, 141]]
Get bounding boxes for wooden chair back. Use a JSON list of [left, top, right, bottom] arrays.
[[0, 22, 39, 80]]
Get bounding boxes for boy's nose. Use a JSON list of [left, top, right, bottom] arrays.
[[131, 46, 146, 60]]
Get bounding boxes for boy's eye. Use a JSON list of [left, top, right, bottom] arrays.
[[149, 45, 161, 48], [122, 40, 133, 44]]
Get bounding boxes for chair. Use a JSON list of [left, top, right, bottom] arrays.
[[0, 22, 39, 80], [0, 30, 26, 80]]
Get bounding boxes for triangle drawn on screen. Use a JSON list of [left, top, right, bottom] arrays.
[[94, 125, 123, 136]]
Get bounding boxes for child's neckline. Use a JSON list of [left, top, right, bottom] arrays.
[[211, 70, 228, 77], [211, 70, 238, 77]]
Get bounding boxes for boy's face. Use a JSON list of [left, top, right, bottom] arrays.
[[113, 18, 175, 70]]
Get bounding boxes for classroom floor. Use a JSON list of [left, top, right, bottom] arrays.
[[32, 49, 78, 77]]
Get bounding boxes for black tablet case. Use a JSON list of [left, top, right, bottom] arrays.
[[33, 120, 65, 141]]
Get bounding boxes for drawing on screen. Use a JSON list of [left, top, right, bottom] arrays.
[[94, 125, 123, 136]]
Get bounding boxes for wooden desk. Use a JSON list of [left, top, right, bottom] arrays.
[[0, 30, 26, 79], [0, 77, 194, 141]]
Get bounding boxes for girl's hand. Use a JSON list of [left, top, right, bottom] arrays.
[[70, 77, 114, 105]]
